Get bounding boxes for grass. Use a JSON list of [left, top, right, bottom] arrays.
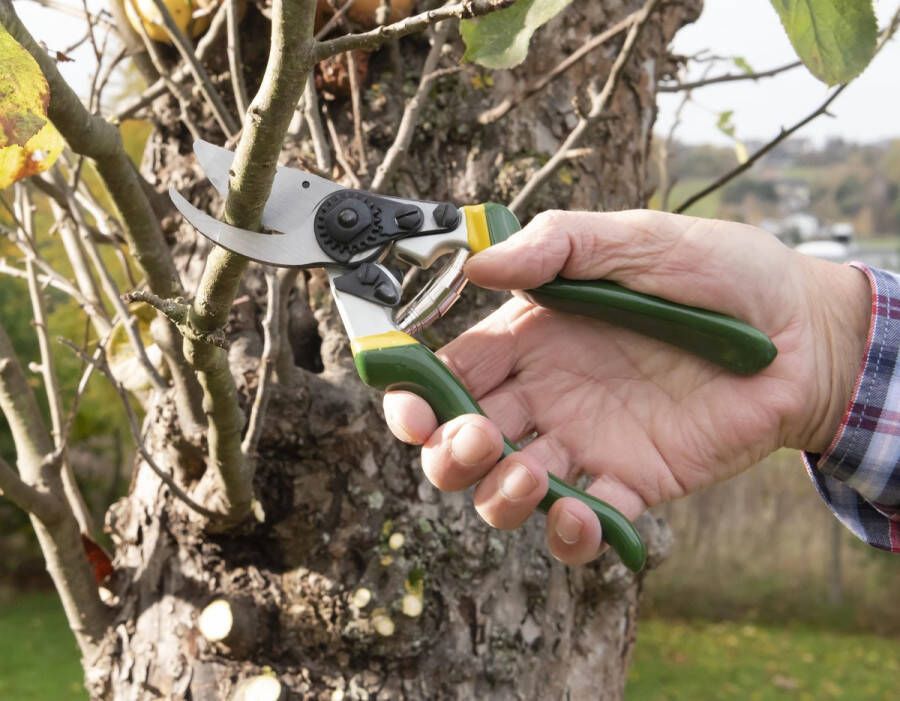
[[0, 592, 85, 700], [2, 592, 899, 700], [628, 618, 900, 701]]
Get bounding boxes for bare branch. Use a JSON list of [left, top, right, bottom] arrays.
[[146, 0, 240, 137], [124, 290, 228, 348], [370, 20, 452, 192], [303, 73, 333, 171], [241, 268, 280, 456], [58, 339, 220, 520], [0, 453, 61, 522], [0, 0, 183, 300], [346, 50, 368, 174], [674, 6, 900, 214], [15, 185, 96, 535], [324, 105, 362, 187], [227, 0, 250, 119], [52, 172, 167, 391], [509, 0, 659, 216], [110, 1, 229, 122], [658, 60, 802, 92], [0, 322, 111, 653], [315, 0, 356, 39], [478, 11, 636, 125], [315, 0, 515, 58]]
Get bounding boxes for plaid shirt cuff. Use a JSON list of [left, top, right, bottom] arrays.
[[803, 264, 900, 553]]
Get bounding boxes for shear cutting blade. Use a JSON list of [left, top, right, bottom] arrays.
[[192, 140, 343, 236], [170, 187, 333, 267]]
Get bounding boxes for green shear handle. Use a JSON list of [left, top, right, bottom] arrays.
[[353, 335, 648, 572], [467, 202, 778, 376]]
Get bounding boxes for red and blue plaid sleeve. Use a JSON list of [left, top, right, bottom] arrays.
[[804, 264, 900, 553]]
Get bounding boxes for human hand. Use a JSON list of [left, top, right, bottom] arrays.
[[383, 210, 871, 565]]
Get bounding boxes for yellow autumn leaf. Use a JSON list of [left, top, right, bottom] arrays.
[[0, 121, 64, 190], [0, 25, 63, 189]]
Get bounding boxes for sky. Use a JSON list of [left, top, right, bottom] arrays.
[[656, 1, 900, 146], [11, 0, 900, 146]]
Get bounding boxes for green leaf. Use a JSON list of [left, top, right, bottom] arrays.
[[733, 57, 754, 75], [769, 0, 877, 85], [460, 0, 572, 70], [716, 110, 736, 139], [0, 25, 63, 189], [0, 25, 50, 148]]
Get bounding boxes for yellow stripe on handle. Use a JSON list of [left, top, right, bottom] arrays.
[[463, 204, 490, 253], [350, 330, 417, 356]]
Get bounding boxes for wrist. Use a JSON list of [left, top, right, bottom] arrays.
[[795, 258, 871, 454]]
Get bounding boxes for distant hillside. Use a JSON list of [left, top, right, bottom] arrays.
[[652, 138, 900, 239]]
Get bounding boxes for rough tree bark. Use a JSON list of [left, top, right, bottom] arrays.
[[78, 0, 699, 697]]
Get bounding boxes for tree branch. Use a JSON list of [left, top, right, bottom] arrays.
[[110, 1, 229, 122], [477, 10, 636, 125], [183, 0, 318, 522], [370, 20, 452, 192], [227, 0, 250, 119], [15, 185, 97, 536], [509, 0, 659, 216], [58, 339, 220, 520], [241, 268, 280, 456], [0, 453, 61, 523], [146, 0, 240, 137], [673, 6, 900, 214], [0, 322, 111, 654], [0, 0, 183, 300], [315, 0, 515, 58], [658, 59, 801, 92]]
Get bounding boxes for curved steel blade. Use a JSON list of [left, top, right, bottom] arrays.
[[170, 187, 333, 267]]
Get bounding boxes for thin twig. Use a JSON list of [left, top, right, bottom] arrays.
[[674, 6, 900, 214], [478, 10, 636, 125], [346, 50, 368, 174], [54, 171, 168, 390], [58, 339, 219, 520], [147, 0, 240, 137], [303, 73, 332, 171], [15, 185, 96, 535], [509, 0, 659, 216], [110, 1, 229, 122], [370, 20, 452, 191], [315, 0, 356, 39], [227, 0, 249, 120], [241, 268, 281, 456], [316, 0, 515, 58], [324, 104, 362, 187], [658, 60, 802, 92]]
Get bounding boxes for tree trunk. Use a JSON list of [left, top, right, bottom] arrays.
[[91, 1, 701, 697]]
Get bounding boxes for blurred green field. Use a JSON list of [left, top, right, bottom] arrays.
[[2, 592, 898, 700], [0, 592, 85, 701], [628, 618, 900, 701]]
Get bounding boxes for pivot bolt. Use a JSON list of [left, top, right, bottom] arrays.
[[337, 208, 359, 228]]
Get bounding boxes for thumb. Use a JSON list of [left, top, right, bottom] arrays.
[[464, 209, 578, 291]]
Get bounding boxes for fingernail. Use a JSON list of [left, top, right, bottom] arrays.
[[450, 424, 494, 466], [385, 406, 416, 444], [555, 511, 584, 545], [499, 463, 538, 500]]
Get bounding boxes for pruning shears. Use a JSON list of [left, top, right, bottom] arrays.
[[171, 141, 778, 573]]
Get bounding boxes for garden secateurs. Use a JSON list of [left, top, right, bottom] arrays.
[[171, 140, 778, 573]]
